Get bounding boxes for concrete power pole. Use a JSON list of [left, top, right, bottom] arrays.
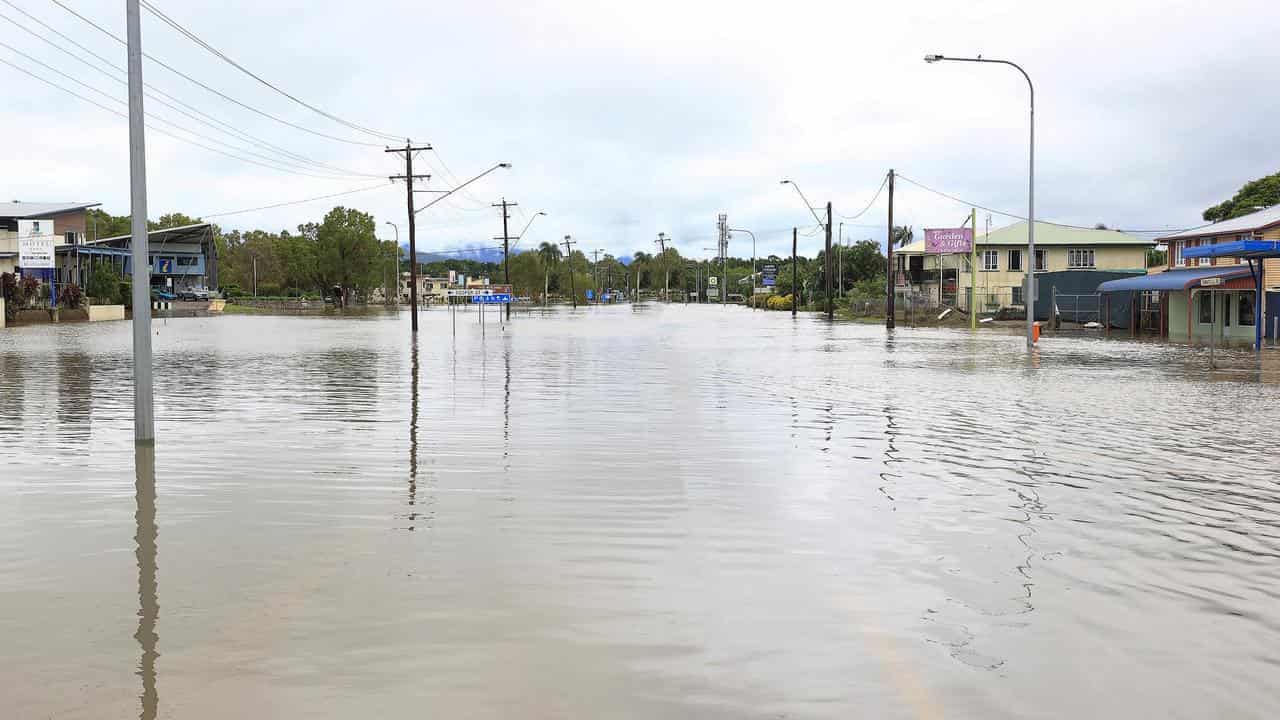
[[562, 235, 577, 308], [717, 214, 728, 306], [387, 142, 432, 332], [655, 232, 669, 302], [886, 169, 896, 329], [493, 198, 517, 319], [127, 0, 154, 443]]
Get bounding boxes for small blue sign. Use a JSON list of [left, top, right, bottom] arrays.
[[585, 289, 595, 300], [156, 258, 172, 274], [763, 276, 776, 286], [471, 293, 512, 304]]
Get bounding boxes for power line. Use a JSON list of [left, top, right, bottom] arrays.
[[0, 40, 374, 179], [200, 182, 391, 219], [0, 54, 372, 179], [46, 0, 386, 147], [837, 173, 888, 220], [138, 0, 402, 143], [0, 6, 375, 177], [896, 173, 1203, 235], [0, 4, 381, 177]]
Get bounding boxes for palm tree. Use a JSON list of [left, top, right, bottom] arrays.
[[537, 241, 561, 305], [891, 225, 914, 248]]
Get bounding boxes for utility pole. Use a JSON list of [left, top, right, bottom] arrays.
[[970, 208, 978, 330], [386, 141, 432, 332], [655, 232, 669, 302], [493, 198, 517, 319], [591, 248, 602, 304], [562, 235, 577, 308], [824, 202, 833, 320], [127, 0, 154, 443], [717, 214, 728, 306], [791, 228, 798, 319], [886, 169, 896, 329], [838, 221, 844, 299]]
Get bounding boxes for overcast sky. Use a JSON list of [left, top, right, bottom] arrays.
[[4, 0, 1279, 258]]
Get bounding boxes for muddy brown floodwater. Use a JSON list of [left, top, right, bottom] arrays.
[[2, 304, 1280, 719]]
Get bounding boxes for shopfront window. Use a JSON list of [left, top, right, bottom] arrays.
[[1199, 292, 1213, 324]]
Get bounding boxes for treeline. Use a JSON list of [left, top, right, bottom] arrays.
[[84, 205, 893, 304], [88, 206, 397, 301]]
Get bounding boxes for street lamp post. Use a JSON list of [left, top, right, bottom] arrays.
[[925, 53, 1036, 347], [385, 221, 399, 306]]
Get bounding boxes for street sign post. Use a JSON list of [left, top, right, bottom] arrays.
[[471, 293, 512, 304]]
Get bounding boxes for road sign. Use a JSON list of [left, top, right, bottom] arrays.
[[708, 276, 719, 287], [471, 293, 512, 304], [586, 289, 594, 300], [1201, 276, 1224, 287], [707, 288, 720, 299]]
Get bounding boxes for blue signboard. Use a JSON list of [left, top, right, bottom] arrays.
[[156, 258, 172, 274], [763, 276, 776, 286], [585, 289, 594, 300], [471, 293, 512, 304]]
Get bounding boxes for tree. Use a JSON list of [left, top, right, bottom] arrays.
[[86, 263, 120, 304], [891, 225, 914, 248], [1203, 171, 1280, 222], [538, 241, 561, 297], [314, 207, 379, 304], [1147, 247, 1168, 268]]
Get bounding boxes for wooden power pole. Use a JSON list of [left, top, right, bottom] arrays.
[[493, 198, 517, 319], [792, 227, 798, 319], [825, 201, 833, 320], [387, 141, 432, 333]]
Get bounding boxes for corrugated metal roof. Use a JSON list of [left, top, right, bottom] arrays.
[[1158, 204, 1280, 242], [897, 221, 1149, 254], [0, 201, 100, 218], [1096, 265, 1253, 293]]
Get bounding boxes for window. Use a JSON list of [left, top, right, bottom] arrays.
[[1067, 249, 1095, 269], [1008, 249, 1023, 271], [1239, 292, 1256, 326], [1034, 249, 1048, 271], [1199, 292, 1213, 324], [1198, 238, 1211, 266], [177, 256, 198, 266], [982, 250, 999, 271], [1174, 241, 1186, 267], [1011, 285, 1023, 305]]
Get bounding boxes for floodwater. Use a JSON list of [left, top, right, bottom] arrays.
[[2, 305, 1280, 719]]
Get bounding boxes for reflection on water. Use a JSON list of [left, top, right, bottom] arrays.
[[134, 445, 159, 720], [1, 309, 1280, 718]]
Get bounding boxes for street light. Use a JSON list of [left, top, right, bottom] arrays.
[[516, 211, 548, 242], [728, 228, 757, 309], [780, 180, 826, 229], [385, 221, 399, 306], [925, 53, 1036, 347]]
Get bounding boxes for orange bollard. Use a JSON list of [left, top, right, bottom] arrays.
[[1032, 321, 1041, 344]]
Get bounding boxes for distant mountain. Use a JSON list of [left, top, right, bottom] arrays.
[[401, 244, 511, 265]]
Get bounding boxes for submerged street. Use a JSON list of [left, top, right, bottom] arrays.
[[2, 306, 1280, 718]]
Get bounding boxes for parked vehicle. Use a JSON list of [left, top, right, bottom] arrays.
[[178, 287, 210, 301], [150, 288, 177, 301]]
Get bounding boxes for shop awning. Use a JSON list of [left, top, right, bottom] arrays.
[[1182, 239, 1280, 260], [1096, 266, 1253, 293]]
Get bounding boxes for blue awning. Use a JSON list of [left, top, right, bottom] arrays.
[[1097, 266, 1254, 293], [1182, 239, 1280, 259]]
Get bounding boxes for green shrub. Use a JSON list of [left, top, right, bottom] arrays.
[[118, 280, 133, 309], [86, 264, 120, 304]]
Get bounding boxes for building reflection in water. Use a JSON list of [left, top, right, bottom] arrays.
[[134, 445, 159, 720]]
